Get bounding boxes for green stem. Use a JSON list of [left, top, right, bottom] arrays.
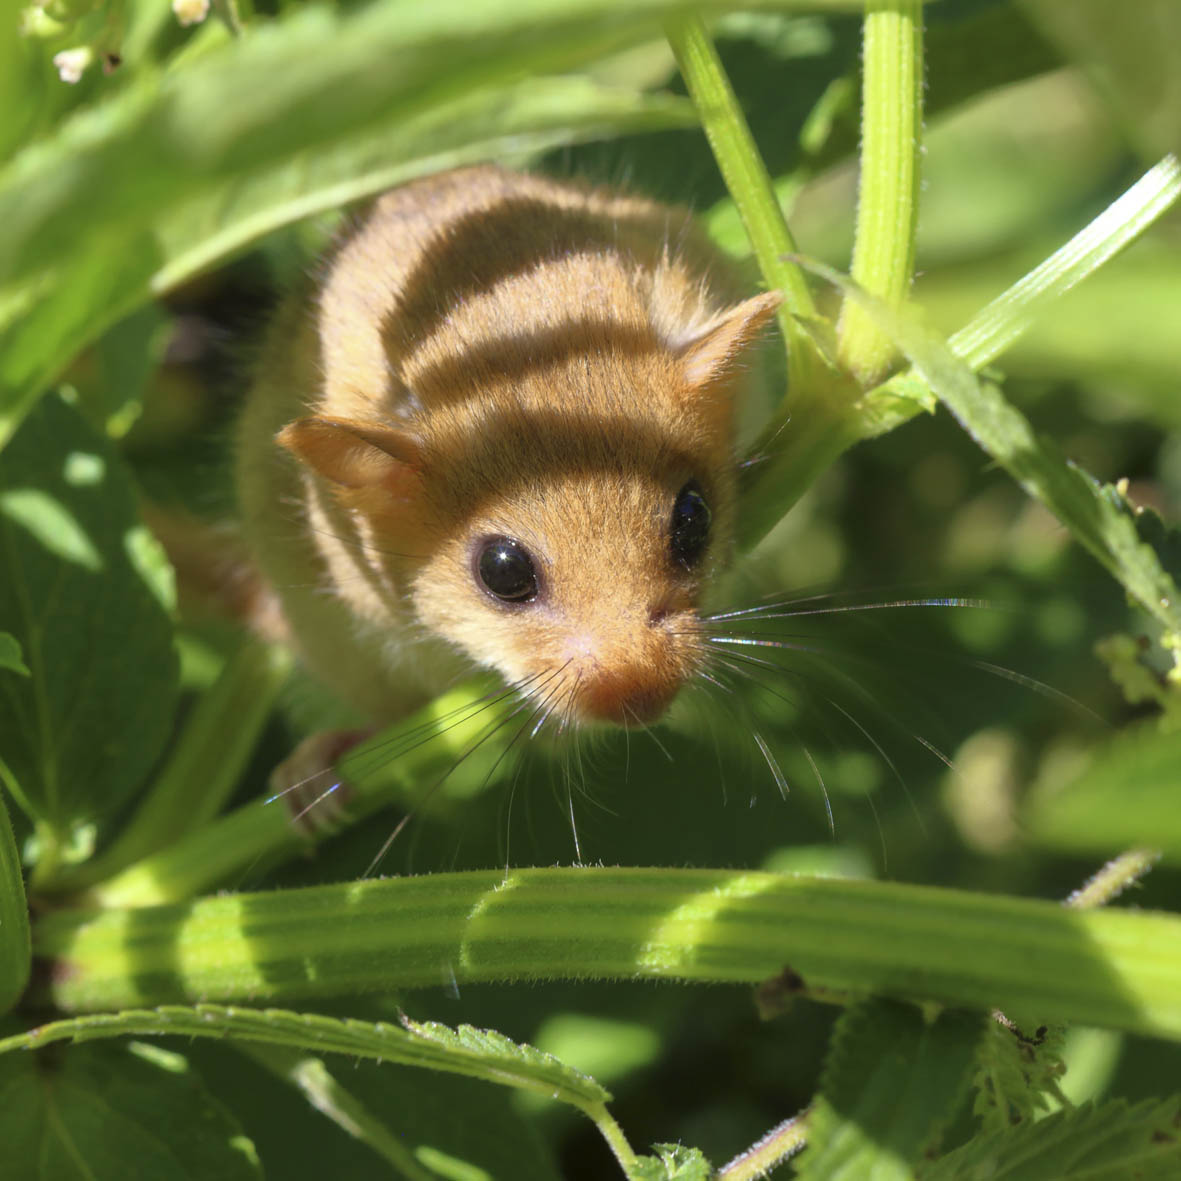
[[84, 674, 501, 908], [860, 154, 1181, 440], [1065, 849, 1161, 910], [34, 868, 1181, 1042], [717, 1109, 809, 1180], [242, 1045, 436, 1181], [666, 15, 821, 397], [587, 1104, 641, 1177], [837, 0, 923, 384], [736, 394, 861, 553], [949, 154, 1181, 372]]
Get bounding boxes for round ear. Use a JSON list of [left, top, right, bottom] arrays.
[[277, 416, 424, 500], [677, 290, 782, 394]]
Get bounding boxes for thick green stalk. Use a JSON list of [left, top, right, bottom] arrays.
[[837, 0, 923, 384], [666, 15, 821, 396], [665, 17, 861, 553], [34, 868, 1181, 1042]]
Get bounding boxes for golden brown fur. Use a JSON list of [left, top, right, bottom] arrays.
[[236, 165, 778, 727]]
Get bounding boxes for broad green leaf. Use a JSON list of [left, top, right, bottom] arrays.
[[0, 70, 695, 448], [809, 260, 1181, 643], [0, 1005, 610, 1114], [0, 631, 28, 676], [795, 998, 986, 1181], [920, 1097, 1181, 1181], [0, 0, 865, 446], [0, 1041, 261, 1180], [52, 641, 293, 894], [0, 783, 30, 1014], [972, 1020, 1066, 1132], [0, 391, 178, 839], [1024, 723, 1181, 865]]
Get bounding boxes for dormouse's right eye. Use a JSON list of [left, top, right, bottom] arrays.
[[476, 537, 539, 604]]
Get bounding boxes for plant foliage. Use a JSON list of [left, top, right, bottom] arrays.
[[1, 0, 1180, 1177]]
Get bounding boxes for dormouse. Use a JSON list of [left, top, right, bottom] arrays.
[[235, 165, 779, 788]]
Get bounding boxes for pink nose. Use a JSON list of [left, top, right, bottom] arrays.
[[576, 670, 679, 726]]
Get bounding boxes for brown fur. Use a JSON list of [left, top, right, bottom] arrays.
[[236, 165, 779, 726]]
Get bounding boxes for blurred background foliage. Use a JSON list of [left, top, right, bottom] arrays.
[[3, 0, 1181, 1175]]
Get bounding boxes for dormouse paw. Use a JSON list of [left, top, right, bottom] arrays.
[[268, 727, 373, 836]]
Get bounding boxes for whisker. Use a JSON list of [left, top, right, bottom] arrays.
[[969, 659, 1105, 724], [799, 744, 834, 836], [752, 731, 789, 800], [823, 696, 923, 834], [361, 671, 565, 877]]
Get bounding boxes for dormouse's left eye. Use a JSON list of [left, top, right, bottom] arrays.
[[670, 480, 711, 569]]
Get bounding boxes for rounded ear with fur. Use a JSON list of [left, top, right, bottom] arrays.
[[277, 417, 424, 502], [677, 290, 782, 398]]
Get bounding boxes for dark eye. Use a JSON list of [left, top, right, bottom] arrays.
[[476, 536, 539, 603], [670, 480, 711, 569]]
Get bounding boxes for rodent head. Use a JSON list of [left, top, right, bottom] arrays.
[[278, 290, 778, 727]]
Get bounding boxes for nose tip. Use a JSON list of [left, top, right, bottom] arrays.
[[578, 677, 678, 726]]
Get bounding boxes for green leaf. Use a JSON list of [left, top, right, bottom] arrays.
[[0, 71, 695, 449], [0, 391, 178, 841], [795, 998, 986, 1181], [51, 640, 293, 894], [0, 1004, 611, 1115], [0, 782, 30, 1015], [0, 0, 846, 447], [632, 1143, 713, 1180], [0, 632, 28, 676], [920, 1097, 1181, 1181], [1024, 723, 1181, 865], [0, 1041, 261, 1180], [972, 1020, 1066, 1133]]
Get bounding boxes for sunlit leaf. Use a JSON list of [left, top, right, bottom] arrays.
[[796, 998, 986, 1181], [921, 1096, 1181, 1180], [0, 392, 177, 836]]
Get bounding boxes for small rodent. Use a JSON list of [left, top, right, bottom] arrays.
[[236, 165, 779, 745]]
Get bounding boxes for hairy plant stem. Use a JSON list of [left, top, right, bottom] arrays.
[[717, 1109, 809, 1179], [666, 15, 825, 398], [1065, 848, 1161, 910], [33, 868, 1181, 1042], [837, 0, 923, 384]]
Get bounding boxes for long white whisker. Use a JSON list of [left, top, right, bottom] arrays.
[[752, 731, 789, 800]]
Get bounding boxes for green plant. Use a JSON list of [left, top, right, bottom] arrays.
[[2, 1, 1180, 1177]]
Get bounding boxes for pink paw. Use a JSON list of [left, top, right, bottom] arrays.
[[268, 728, 372, 835]]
